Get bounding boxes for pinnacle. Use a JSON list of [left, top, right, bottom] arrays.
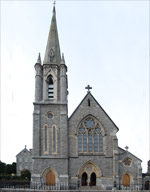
[[37, 53, 42, 64], [61, 53, 65, 64]]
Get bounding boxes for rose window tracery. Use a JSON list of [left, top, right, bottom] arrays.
[[78, 116, 103, 153], [123, 158, 132, 167]]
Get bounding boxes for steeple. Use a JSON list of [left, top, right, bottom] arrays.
[[43, 5, 61, 64]]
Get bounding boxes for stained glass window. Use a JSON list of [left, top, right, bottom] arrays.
[[53, 126, 56, 152], [84, 118, 95, 128], [99, 133, 103, 152], [88, 135, 93, 152], [94, 134, 98, 152], [78, 133, 82, 152], [45, 127, 47, 151], [78, 116, 103, 153], [83, 134, 87, 152], [123, 158, 132, 166], [47, 112, 53, 119]]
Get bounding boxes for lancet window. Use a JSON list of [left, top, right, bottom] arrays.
[[52, 126, 57, 153], [47, 75, 54, 99], [45, 127, 47, 151], [78, 116, 103, 153], [44, 126, 48, 152]]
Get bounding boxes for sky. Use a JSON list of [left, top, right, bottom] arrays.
[[1, 1, 149, 173]]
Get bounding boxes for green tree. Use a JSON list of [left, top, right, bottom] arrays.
[[11, 162, 16, 174], [21, 169, 31, 180], [0, 161, 16, 176], [0, 161, 6, 174], [0, 162, 16, 175], [5, 164, 12, 174]]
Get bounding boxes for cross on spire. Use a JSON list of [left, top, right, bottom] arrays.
[[44, 0, 61, 64], [85, 85, 92, 92], [53, 1, 56, 13]]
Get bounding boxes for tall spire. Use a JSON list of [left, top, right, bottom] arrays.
[[43, 5, 61, 64]]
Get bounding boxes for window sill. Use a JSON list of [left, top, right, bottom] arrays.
[[78, 152, 105, 156]]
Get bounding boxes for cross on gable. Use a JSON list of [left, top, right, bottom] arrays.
[[125, 146, 129, 151], [85, 85, 92, 92]]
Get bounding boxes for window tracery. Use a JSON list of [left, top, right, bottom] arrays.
[[122, 158, 132, 167], [78, 116, 103, 153]]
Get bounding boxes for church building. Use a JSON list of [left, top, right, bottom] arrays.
[[30, 5, 142, 190]]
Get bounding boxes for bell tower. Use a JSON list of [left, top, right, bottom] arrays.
[[32, 5, 68, 185]]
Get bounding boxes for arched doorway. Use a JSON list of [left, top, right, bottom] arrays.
[[145, 181, 150, 190], [90, 172, 96, 186], [20, 169, 31, 180], [123, 173, 130, 187], [81, 172, 88, 186], [46, 170, 55, 185]]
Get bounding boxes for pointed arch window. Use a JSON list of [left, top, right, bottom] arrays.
[[52, 126, 57, 153], [43, 125, 48, 153], [45, 127, 47, 151], [81, 172, 88, 186], [47, 75, 54, 99], [90, 172, 96, 186], [78, 116, 103, 153]]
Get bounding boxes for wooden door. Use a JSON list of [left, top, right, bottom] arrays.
[[123, 174, 130, 187], [46, 171, 55, 185]]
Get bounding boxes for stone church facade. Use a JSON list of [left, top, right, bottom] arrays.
[[143, 161, 150, 190], [16, 147, 33, 176], [28, 6, 143, 190]]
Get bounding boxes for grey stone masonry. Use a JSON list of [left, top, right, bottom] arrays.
[[25, 4, 144, 190], [31, 5, 68, 185], [34, 64, 43, 102], [16, 147, 33, 176]]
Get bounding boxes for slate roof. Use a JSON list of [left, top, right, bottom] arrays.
[[69, 91, 119, 131]]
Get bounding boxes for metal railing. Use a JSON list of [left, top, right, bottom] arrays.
[[0, 181, 30, 189], [0, 182, 150, 190], [0, 181, 79, 190], [31, 182, 79, 190], [115, 184, 150, 191]]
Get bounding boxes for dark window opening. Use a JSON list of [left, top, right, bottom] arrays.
[[81, 172, 88, 186], [145, 181, 150, 190], [47, 75, 54, 99], [90, 172, 96, 186], [88, 99, 90, 106]]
